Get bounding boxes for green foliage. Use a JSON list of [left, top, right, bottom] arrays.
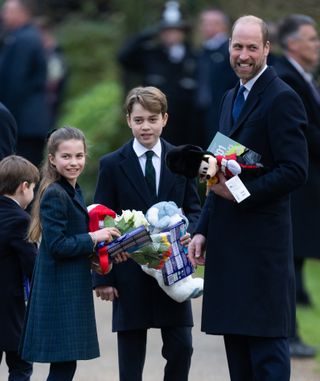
[[59, 80, 130, 202], [54, 15, 124, 99], [297, 260, 320, 367]]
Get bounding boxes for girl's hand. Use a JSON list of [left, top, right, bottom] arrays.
[[180, 232, 192, 247], [94, 227, 121, 243]]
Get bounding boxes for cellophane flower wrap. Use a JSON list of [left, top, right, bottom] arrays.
[[104, 209, 172, 269]]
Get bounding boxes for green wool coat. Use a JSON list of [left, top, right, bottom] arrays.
[[20, 178, 99, 362]]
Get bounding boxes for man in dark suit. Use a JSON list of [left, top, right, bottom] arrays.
[[0, 102, 17, 160], [0, 0, 50, 167], [189, 15, 308, 380], [274, 13, 320, 359], [0, 155, 39, 380], [93, 86, 201, 381], [195, 8, 238, 147]]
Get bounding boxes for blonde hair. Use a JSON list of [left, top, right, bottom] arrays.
[[28, 126, 87, 242], [125, 86, 168, 116]]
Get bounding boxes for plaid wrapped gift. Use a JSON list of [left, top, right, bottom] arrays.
[[161, 220, 194, 286]]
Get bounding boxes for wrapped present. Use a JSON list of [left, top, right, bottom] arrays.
[[107, 225, 152, 258], [161, 220, 194, 286]]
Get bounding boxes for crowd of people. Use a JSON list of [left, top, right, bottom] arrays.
[[0, 1, 320, 380]]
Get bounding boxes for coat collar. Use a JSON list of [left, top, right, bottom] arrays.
[[221, 66, 277, 136], [56, 177, 88, 216]]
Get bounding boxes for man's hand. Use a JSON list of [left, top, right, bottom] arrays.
[[95, 286, 119, 301], [208, 172, 235, 201], [188, 234, 206, 266]]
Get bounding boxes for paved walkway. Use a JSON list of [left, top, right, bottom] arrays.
[[1, 296, 319, 380]]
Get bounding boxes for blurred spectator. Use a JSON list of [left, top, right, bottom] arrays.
[[118, 1, 198, 146], [35, 16, 68, 129], [195, 8, 237, 147], [266, 20, 280, 65], [0, 0, 50, 167], [0, 102, 17, 160], [275, 13, 320, 359]]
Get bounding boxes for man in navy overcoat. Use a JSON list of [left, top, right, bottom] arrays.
[[274, 13, 320, 358], [189, 15, 308, 381]]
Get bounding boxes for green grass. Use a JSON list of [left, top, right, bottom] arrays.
[[297, 259, 320, 368]]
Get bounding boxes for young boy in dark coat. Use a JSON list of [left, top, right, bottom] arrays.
[[93, 86, 201, 381], [0, 155, 39, 380]]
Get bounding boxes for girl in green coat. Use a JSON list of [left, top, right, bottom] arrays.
[[20, 127, 121, 380]]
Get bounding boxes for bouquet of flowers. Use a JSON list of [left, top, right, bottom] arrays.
[[103, 209, 173, 269], [87, 205, 173, 274]]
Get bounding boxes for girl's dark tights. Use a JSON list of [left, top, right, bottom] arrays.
[[47, 361, 77, 381]]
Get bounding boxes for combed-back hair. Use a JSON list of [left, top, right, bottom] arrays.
[[125, 86, 168, 116], [278, 14, 316, 50], [28, 126, 87, 243]]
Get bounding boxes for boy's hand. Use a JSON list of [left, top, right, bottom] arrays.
[[180, 232, 191, 247], [95, 286, 119, 301], [188, 234, 206, 266]]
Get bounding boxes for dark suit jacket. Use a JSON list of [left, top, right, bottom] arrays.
[[274, 56, 320, 259], [0, 196, 37, 350], [20, 178, 99, 362], [0, 102, 17, 160], [0, 24, 50, 139], [93, 138, 201, 332], [196, 67, 308, 337]]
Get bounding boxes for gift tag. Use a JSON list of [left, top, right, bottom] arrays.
[[225, 175, 250, 203]]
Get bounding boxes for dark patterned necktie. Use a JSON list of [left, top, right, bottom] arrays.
[[232, 85, 246, 123], [145, 150, 156, 197]]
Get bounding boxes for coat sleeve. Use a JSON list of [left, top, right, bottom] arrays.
[[40, 186, 94, 259], [0, 104, 17, 159], [9, 214, 37, 279], [240, 89, 308, 209], [92, 156, 117, 288]]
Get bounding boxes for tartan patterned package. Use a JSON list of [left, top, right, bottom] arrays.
[[161, 220, 194, 286]]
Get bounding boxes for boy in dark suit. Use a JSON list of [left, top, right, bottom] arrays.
[[0, 155, 39, 380], [93, 86, 201, 381]]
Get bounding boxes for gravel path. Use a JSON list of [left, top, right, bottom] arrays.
[[1, 296, 319, 380]]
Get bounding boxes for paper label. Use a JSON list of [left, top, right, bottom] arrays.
[[225, 175, 250, 203]]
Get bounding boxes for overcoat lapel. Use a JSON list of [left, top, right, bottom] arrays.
[[158, 140, 179, 200], [224, 67, 278, 136], [57, 178, 88, 218]]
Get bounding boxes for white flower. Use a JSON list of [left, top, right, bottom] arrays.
[[121, 209, 134, 223], [133, 210, 149, 228]]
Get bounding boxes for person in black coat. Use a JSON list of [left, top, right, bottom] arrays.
[[93, 86, 201, 381], [0, 0, 50, 167], [0, 155, 39, 381], [0, 102, 17, 160], [274, 13, 320, 359], [189, 16, 308, 380], [118, 2, 198, 147], [195, 8, 238, 147]]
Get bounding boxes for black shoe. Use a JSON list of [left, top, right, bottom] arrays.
[[289, 339, 317, 358]]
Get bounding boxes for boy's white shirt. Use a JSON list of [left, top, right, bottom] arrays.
[[133, 138, 162, 193]]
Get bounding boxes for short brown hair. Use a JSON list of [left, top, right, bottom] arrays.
[[0, 155, 39, 195], [125, 86, 168, 116], [232, 15, 269, 46]]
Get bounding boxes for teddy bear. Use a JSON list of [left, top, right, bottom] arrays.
[[144, 201, 204, 303], [165, 144, 263, 187]]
